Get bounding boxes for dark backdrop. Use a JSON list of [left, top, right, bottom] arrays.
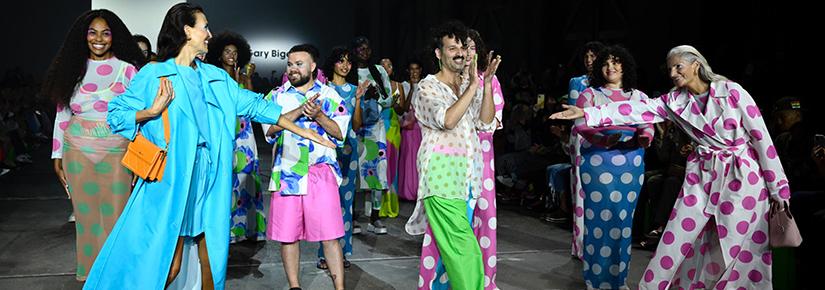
[[2, 0, 816, 112]]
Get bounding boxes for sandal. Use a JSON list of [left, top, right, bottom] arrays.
[[316, 259, 328, 270], [317, 258, 351, 269], [644, 229, 663, 239], [639, 235, 660, 250]]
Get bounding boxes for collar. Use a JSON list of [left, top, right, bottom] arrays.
[[152, 58, 224, 82], [283, 79, 323, 96], [709, 80, 730, 98]]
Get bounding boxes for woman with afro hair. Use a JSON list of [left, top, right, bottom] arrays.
[[41, 9, 145, 281]]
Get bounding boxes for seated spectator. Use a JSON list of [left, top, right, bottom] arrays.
[[772, 97, 825, 289]]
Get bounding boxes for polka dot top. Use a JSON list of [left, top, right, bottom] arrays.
[[51, 57, 138, 158]]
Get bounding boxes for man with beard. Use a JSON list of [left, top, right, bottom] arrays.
[[404, 21, 500, 290], [351, 36, 393, 234], [262, 44, 351, 290]]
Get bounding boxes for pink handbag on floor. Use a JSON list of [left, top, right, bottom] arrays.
[[769, 202, 803, 248]]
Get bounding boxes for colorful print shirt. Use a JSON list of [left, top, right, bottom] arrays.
[[262, 80, 351, 195]]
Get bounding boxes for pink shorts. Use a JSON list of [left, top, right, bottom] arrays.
[[267, 164, 344, 243]]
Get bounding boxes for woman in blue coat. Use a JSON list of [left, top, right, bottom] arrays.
[[83, 3, 333, 290]]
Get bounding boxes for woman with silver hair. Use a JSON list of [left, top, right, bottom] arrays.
[[551, 45, 790, 289]]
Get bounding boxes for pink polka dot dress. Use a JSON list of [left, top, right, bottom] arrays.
[[583, 81, 790, 289], [572, 87, 654, 289]]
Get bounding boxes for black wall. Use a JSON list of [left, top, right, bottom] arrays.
[[3, 0, 816, 111], [1, 1, 91, 81]]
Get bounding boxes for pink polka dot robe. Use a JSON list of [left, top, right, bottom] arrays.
[[583, 81, 789, 289]]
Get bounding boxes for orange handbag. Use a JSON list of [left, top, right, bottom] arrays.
[[121, 108, 170, 181]]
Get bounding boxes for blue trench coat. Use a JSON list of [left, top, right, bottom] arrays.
[[83, 58, 282, 290]]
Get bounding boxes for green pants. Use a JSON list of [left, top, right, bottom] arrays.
[[424, 196, 484, 290]]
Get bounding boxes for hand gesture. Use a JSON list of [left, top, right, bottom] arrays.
[[53, 159, 70, 198], [356, 80, 370, 100], [770, 195, 789, 215], [301, 127, 336, 149], [548, 104, 584, 120], [483, 51, 502, 84], [468, 53, 479, 86], [302, 93, 322, 119], [149, 77, 174, 116]]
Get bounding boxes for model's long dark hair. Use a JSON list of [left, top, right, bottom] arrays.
[[41, 9, 145, 107], [156, 3, 205, 62]]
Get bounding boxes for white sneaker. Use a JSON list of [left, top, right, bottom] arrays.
[[352, 224, 362, 235], [367, 220, 387, 235], [68, 213, 75, 223]]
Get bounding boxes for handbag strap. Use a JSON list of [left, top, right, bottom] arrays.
[[134, 108, 170, 149], [161, 108, 170, 150]]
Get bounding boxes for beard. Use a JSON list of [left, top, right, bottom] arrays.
[[289, 72, 311, 87]]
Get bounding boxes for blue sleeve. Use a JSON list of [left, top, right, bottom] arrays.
[[107, 66, 153, 141], [231, 75, 282, 125]]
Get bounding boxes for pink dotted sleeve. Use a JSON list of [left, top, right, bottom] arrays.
[[573, 88, 616, 147], [633, 91, 656, 144], [583, 93, 669, 128], [51, 104, 72, 159], [492, 75, 504, 131], [735, 84, 790, 200]]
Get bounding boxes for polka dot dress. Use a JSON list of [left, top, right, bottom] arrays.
[[570, 87, 654, 289], [318, 82, 359, 258], [580, 147, 644, 289], [52, 57, 136, 280]]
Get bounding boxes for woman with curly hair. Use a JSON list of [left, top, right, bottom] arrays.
[[205, 31, 265, 243], [313, 46, 369, 270], [40, 9, 145, 281], [568, 45, 653, 290]]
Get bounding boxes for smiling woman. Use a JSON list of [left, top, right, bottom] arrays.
[[39, 9, 145, 282], [567, 45, 652, 290]]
